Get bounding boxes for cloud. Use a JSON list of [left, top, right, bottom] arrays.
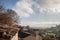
[[33, 0, 60, 13], [12, 0, 33, 18], [12, 0, 60, 18], [38, 0, 60, 13]]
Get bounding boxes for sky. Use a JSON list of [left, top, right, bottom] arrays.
[[0, 0, 60, 28]]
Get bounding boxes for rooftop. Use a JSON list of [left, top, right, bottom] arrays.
[[0, 24, 20, 40]]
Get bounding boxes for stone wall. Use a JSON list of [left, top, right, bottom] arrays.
[[11, 32, 18, 40]]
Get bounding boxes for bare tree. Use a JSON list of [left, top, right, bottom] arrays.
[[0, 5, 20, 26], [0, 13, 15, 26]]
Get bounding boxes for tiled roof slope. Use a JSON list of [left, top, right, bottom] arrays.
[[0, 24, 20, 40]]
